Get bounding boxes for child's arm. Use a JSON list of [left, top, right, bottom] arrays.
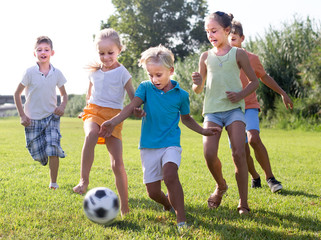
[[86, 82, 93, 105], [260, 74, 293, 109], [192, 51, 208, 94], [54, 85, 68, 116], [78, 81, 92, 118], [124, 78, 145, 118], [124, 78, 135, 100], [14, 83, 30, 127], [226, 49, 259, 103], [99, 97, 144, 138], [181, 114, 221, 136]]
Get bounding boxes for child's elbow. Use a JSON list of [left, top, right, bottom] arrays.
[[253, 78, 259, 90], [192, 85, 202, 94]]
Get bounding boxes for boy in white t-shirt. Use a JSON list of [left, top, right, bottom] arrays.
[[14, 36, 68, 189]]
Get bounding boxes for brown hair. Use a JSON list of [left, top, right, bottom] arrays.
[[231, 20, 244, 37], [205, 11, 234, 30], [35, 36, 53, 50]]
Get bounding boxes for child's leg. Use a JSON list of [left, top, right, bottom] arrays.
[[105, 136, 129, 216], [145, 181, 172, 211], [163, 162, 186, 223], [73, 121, 99, 194], [49, 156, 59, 184], [203, 121, 225, 187], [245, 142, 260, 179], [247, 130, 273, 180], [227, 121, 249, 210]]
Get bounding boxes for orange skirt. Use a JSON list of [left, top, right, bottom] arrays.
[[82, 103, 123, 144]]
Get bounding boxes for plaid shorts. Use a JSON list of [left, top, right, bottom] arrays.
[[25, 114, 65, 166]]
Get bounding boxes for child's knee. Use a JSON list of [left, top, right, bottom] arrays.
[[248, 131, 261, 145], [232, 148, 246, 164], [146, 187, 161, 200], [84, 130, 99, 143], [204, 149, 218, 162], [111, 161, 125, 175], [163, 172, 179, 187]]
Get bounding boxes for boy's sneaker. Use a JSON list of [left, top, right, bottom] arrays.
[[267, 177, 282, 193], [49, 183, 59, 190], [177, 222, 189, 234], [251, 177, 262, 188]]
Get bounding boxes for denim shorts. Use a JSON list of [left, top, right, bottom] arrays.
[[245, 108, 260, 132], [204, 108, 245, 127]]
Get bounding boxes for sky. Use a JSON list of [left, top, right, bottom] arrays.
[[0, 0, 320, 95]]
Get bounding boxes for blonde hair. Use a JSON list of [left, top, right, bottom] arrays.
[[87, 28, 124, 72], [139, 45, 174, 69]]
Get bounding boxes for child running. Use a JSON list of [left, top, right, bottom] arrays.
[[73, 28, 136, 216], [14, 36, 68, 190], [99, 45, 220, 231], [228, 20, 293, 192], [192, 12, 259, 215]]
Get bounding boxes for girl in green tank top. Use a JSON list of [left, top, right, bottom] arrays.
[[192, 11, 259, 215]]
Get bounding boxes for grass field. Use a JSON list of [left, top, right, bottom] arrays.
[[0, 117, 320, 239]]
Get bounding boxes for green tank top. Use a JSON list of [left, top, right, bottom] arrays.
[[203, 47, 245, 115]]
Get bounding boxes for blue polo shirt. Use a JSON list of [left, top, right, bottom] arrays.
[[135, 80, 190, 149]]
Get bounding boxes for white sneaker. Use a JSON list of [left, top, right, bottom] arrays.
[[49, 183, 59, 189]]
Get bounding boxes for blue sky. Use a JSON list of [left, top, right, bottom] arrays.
[[0, 0, 319, 95]]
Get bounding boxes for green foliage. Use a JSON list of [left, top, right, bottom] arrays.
[[260, 98, 321, 131], [173, 48, 208, 121], [102, 0, 208, 68], [297, 38, 321, 117], [245, 16, 321, 116], [64, 94, 86, 117], [1, 118, 321, 239]]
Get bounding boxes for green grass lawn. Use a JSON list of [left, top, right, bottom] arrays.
[[0, 117, 320, 239]]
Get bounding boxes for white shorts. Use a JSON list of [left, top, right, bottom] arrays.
[[140, 146, 182, 184]]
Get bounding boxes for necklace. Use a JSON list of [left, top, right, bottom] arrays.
[[214, 51, 229, 67]]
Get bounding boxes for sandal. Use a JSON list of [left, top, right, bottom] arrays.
[[207, 182, 228, 209], [237, 206, 250, 215]]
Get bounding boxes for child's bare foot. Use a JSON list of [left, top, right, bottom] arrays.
[[73, 180, 88, 194], [121, 207, 129, 217]]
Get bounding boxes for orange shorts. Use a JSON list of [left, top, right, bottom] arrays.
[[82, 103, 123, 144]]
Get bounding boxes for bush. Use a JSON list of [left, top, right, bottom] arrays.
[[64, 94, 86, 117]]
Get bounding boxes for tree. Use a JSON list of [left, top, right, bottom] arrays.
[[101, 0, 208, 68], [245, 16, 320, 116]]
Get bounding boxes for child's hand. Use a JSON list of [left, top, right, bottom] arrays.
[[281, 94, 293, 110], [226, 91, 242, 103], [98, 120, 115, 138], [78, 112, 84, 119], [54, 105, 65, 116], [133, 107, 146, 118], [20, 115, 31, 127], [192, 72, 202, 86], [202, 127, 222, 136]]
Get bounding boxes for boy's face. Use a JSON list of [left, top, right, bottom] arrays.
[[34, 42, 54, 64], [228, 33, 244, 48], [146, 62, 174, 92]]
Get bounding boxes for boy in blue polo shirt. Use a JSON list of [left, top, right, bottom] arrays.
[[99, 45, 220, 231]]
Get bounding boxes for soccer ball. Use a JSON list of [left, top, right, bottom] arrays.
[[83, 187, 119, 225]]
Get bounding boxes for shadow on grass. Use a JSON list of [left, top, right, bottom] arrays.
[[185, 203, 321, 239], [65, 188, 320, 238], [278, 189, 319, 198]]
